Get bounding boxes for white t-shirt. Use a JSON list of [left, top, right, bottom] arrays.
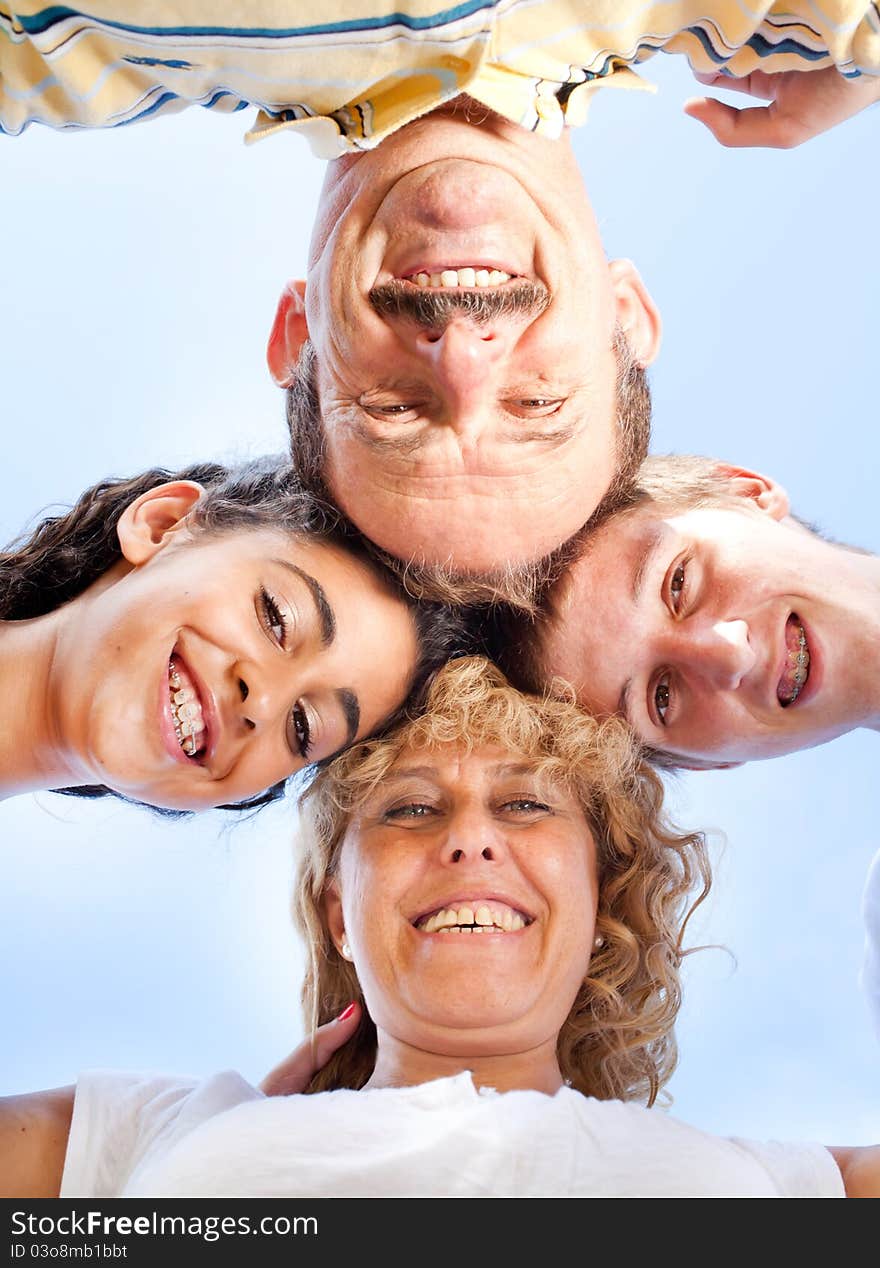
[[861, 848, 880, 1047], [60, 1069, 843, 1198]]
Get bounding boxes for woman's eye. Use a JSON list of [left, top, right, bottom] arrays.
[[384, 802, 436, 820], [501, 798, 552, 815], [654, 675, 672, 725], [259, 587, 287, 646], [291, 702, 312, 760], [669, 562, 687, 613]]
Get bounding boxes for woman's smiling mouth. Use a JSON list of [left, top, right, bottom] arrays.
[[413, 900, 533, 934]]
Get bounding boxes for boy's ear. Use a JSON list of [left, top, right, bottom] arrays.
[[267, 279, 309, 387], [709, 464, 790, 520], [115, 481, 205, 565]]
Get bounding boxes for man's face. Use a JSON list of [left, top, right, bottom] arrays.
[[269, 105, 660, 572], [538, 489, 880, 766]]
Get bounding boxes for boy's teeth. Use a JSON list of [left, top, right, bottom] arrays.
[[412, 268, 512, 289]]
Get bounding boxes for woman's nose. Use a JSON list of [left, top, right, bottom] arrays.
[[440, 804, 507, 864]]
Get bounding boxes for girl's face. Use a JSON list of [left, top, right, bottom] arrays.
[[53, 491, 420, 810]]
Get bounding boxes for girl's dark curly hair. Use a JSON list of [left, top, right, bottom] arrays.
[[1, 454, 471, 813]]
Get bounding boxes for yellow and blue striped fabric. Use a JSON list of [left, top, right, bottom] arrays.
[[2, 2, 879, 151]]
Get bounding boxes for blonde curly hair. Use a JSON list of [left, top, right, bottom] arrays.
[[293, 656, 710, 1107]]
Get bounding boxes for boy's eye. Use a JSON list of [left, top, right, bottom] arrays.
[[654, 675, 672, 725], [670, 563, 686, 611]]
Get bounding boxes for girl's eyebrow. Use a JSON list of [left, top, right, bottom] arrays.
[[272, 558, 336, 646]]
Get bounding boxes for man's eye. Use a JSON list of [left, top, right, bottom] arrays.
[[513, 398, 563, 416], [654, 675, 672, 725], [362, 402, 421, 419]]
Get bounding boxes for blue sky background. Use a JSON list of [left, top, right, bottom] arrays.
[[1, 52, 877, 1153]]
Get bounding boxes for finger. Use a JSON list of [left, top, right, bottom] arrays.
[[310, 1000, 362, 1071], [683, 97, 797, 148], [690, 70, 774, 100], [260, 1001, 361, 1097]]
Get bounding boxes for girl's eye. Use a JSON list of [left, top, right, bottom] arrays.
[[291, 702, 312, 760], [259, 587, 287, 646], [654, 675, 672, 725], [669, 562, 687, 613], [384, 802, 436, 820]]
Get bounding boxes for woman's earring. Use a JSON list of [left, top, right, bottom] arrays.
[[341, 940, 352, 960], [593, 935, 604, 950]]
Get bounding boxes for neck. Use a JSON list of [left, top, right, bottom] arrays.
[[840, 545, 880, 730], [364, 1029, 565, 1096], [0, 610, 84, 798]]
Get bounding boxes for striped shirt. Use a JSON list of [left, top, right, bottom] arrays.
[[3, 2, 879, 152]]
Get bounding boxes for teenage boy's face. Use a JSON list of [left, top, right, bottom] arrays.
[[539, 491, 879, 766]]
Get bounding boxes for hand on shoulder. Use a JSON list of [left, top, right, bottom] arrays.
[[684, 65, 880, 149]]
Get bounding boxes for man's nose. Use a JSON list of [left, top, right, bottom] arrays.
[[439, 803, 508, 866], [412, 316, 512, 396], [681, 618, 756, 690]]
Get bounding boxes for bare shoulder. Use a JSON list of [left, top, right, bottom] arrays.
[[0, 1087, 75, 1198]]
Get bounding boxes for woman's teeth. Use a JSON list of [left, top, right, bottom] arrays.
[[409, 268, 512, 289], [778, 618, 810, 707], [168, 659, 207, 758], [416, 903, 527, 933]]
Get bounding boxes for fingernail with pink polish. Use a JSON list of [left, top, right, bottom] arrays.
[[337, 1002, 356, 1023]]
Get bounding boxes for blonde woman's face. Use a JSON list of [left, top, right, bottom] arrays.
[[327, 743, 599, 1057]]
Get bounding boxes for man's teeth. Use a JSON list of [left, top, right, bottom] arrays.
[[168, 660, 206, 757], [409, 268, 512, 289], [416, 903, 527, 933]]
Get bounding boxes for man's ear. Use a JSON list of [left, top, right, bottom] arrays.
[[709, 463, 790, 521], [323, 879, 346, 956], [116, 481, 205, 565], [608, 259, 662, 367], [267, 279, 309, 387]]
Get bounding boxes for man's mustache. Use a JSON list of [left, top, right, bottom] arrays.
[[369, 278, 550, 327]]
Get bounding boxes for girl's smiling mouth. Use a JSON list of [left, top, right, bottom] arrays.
[[167, 653, 208, 760]]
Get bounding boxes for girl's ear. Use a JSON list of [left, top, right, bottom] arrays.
[[115, 481, 205, 565]]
